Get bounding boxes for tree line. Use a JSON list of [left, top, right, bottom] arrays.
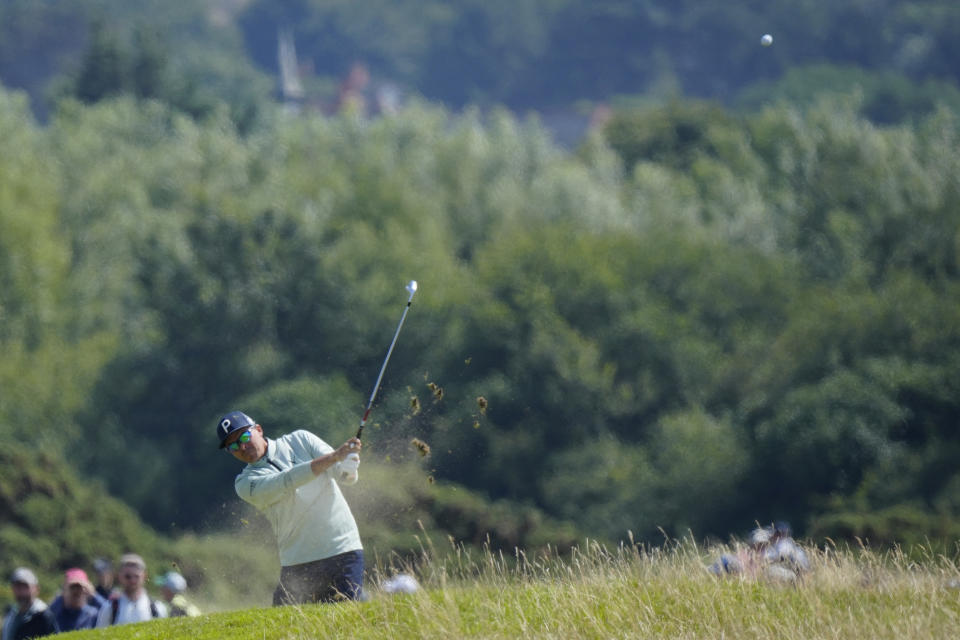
[[1, 79, 959, 549]]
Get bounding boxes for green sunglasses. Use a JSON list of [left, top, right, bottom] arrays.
[[226, 429, 253, 452]]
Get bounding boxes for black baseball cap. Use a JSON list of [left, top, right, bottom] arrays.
[[216, 411, 256, 448]]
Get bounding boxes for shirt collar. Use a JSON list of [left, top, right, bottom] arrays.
[[252, 437, 277, 466]]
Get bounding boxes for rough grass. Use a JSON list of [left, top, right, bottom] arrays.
[[59, 538, 960, 639]]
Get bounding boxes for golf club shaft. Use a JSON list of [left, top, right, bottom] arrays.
[[357, 281, 417, 439]]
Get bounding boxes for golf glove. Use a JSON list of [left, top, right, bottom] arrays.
[[339, 452, 360, 484]]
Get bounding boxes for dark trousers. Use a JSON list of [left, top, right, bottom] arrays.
[[273, 550, 364, 605]]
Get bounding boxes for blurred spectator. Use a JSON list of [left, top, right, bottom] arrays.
[[92, 558, 115, 600], [157, 572, 200, 617], [765, 521, 811, 576], [1, 568, 58, 639], [95, 554, 167, 627], [47, 568, 99, 631], [709, 522, 811, 583], [708, 526, 771, 578]]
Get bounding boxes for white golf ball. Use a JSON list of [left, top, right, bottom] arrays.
[[761, 34, 773, 47]]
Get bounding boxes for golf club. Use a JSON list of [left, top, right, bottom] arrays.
[[356, 279, 418, 440]]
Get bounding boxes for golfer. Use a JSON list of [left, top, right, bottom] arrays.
[[218, 410, 365, 604]]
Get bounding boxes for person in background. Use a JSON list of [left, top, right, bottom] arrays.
[[92, 558, 114, 600], [217, 410, 365, 605], [157, 572, 201, 617], [709, 521, 812, 583], [94, 554, 167, 627], [765, 521, 811, 576], [1, 568, 58, 640], [708, 526, 771, 578], [47, 568, 99, 632]]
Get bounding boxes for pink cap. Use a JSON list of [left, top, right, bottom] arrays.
[[64, 568, 91, 587]]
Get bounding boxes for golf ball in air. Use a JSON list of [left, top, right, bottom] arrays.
[[761, 34, 773, 46]]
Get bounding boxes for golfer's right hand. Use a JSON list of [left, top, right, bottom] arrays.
[[337, 437, 362, 461]]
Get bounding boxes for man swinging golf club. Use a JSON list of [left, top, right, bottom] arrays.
[[218, 411, 365, 605], [219, 281, 418, 605]]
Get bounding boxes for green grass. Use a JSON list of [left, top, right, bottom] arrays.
[[59, 539, 960, 639]]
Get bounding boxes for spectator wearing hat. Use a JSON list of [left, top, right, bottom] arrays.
[[47, 568, 99, 632], [1, 568, 58, 640], [158, 572, 200, 617], [217, 410, 365, 605], [95, 554, 167, 627]]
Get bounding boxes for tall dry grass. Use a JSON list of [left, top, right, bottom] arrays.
[[352, 531, 960, 639], [66, 534, 960, 640]]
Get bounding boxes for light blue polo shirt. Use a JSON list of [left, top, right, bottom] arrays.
[[234, 430, 362, 566]]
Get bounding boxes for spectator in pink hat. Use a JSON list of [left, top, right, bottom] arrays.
[[47, 568, 99, 631]]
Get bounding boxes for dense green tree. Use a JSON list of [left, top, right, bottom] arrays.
[[0, 88, 115, 444], [539, 409, 748, 542], [603, 101, 739, 173]]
